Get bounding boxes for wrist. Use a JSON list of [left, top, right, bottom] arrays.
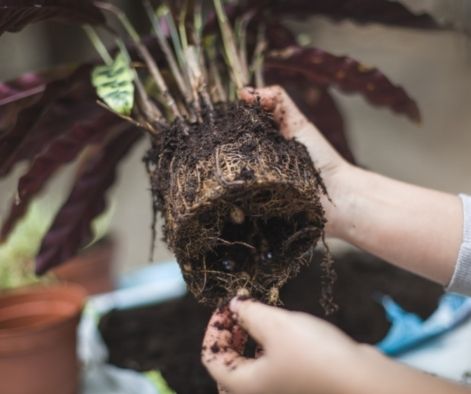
[[322, 343, 380, 394], [337, 344, 388, 394], [323, 163, 365, 239]]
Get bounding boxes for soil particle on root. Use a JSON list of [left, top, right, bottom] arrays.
[[99, 251, 443, 394], [145, 102, 330, 306]]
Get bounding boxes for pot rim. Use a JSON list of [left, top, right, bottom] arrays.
[[0, 284, 86, 340]]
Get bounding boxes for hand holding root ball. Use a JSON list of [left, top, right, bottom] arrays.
[[202, 297, 361, 394], [203, 86, 469, 394], [201, 87, 360, 394], [239, 85, 350, 237]]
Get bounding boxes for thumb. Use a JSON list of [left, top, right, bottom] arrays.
[[230, 297, 289, 347], [239, 86, 309, 140], [239, 86, 278, 112]]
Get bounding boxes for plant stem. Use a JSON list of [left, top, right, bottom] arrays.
[[115, 40, 164, 131], [186, 46, 213, 114], [143, 0, 193, 110], [94, 1, 182, 121], [213, 0, 248, 91], [162, 7, 185, 71], [193, 1, 203, 49], [95, 1, 140, 42], [252, 26, 267, 88], [178, 2, 189, 52], [83, 25, 113, 65], [236, 11, 255, 86], [204, 36, 227, 102]]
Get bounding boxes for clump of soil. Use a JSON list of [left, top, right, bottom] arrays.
[[99, 251, 443, 394], [145, 102, 330, 306]]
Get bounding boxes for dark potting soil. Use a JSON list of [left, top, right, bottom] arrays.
[[99, 251, 443, 394], [145, 103, 328, 306]]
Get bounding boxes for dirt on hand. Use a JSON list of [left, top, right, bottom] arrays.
[[99, 251, 443, 394]]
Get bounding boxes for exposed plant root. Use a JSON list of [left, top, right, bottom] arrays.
[[145, 102, 332, 307]]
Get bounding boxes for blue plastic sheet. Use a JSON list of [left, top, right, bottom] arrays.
[[377, 293, 471, 356]]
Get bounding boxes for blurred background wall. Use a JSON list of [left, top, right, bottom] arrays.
[[0, 2, 470, 274]]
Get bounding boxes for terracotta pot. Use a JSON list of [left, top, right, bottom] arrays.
[[53, 237, 115, 295], [0, 284, 86, 394]]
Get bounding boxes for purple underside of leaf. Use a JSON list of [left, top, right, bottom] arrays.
[[0, 67, 75, 131], [0, 72, 46, 105], [265, 46, 421, 123], [265, 21, 297, 49], [0, 64, 96, 177], [0, 0, 105, 35], [2, 100, 103, 174], [263, 21, 355, 162], [269, 0, 438, 29], [35, 127, 143, 275], [292, 86, 353, 164], [0, 73, 50, 134], [0, 111, 124, 242]]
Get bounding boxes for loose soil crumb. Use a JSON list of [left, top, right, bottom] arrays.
[[210, 342, 220, 354]]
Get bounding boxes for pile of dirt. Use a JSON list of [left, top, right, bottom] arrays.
[[145, 103, 331, 307], [99, 251, 443, 394]]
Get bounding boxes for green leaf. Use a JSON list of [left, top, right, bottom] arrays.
[[145, 371, 176, 394], [91, 51, 135, 116]]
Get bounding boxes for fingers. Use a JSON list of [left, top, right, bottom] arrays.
[[229, 297, 291, 348], [202, 306, 259, 393], [239, 85, 310, 139], [202, 306, 247, 367], [202, 299, 294, 393], [239, 86, 278, 112]]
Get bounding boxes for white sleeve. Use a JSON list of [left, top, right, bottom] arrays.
[[446, 194, 471, 296]]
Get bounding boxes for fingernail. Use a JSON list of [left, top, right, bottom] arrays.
[[229, 297, 241, 313], [244, 86, 256, 95]]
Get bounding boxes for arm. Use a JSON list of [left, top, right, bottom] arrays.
[[203, 298, 470, 394], [241, 86, 463, 286], [328, 165, 462, 285]]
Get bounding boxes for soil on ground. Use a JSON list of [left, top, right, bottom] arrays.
[[99, 251, 443, 394]]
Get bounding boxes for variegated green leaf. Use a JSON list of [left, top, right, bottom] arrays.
[[91, 52, 135, 116]]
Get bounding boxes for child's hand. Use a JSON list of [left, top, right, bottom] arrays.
[[240, 86, 352, 237], [202, 297, 365, 394]]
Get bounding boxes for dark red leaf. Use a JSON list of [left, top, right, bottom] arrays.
[[2, 100, 103, 176], [204, 0, 438, 36], [0, 65, 96, 177], [265, 21, 297, 50], [268, 0, 437, 29], [265, 46, 421, 122], [0, 72, 45, 106], [263, 21, 354, 161], [0, 72, 50, 133], [266, 68, 354, 162], [292, 86, 353, 164], [309, 89, 354, 164], [0, 67, 74, 131], [0, 112, 123, 241], [0, 0, 105, 35], [35, 127, 143, 274]]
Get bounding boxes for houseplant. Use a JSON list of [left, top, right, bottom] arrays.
[[0, 196, 117, 392], [0, 284, 86, 394], [0, 203, 86, 394], [0, 0, 440, 309], [0, 194, 117, 295]]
